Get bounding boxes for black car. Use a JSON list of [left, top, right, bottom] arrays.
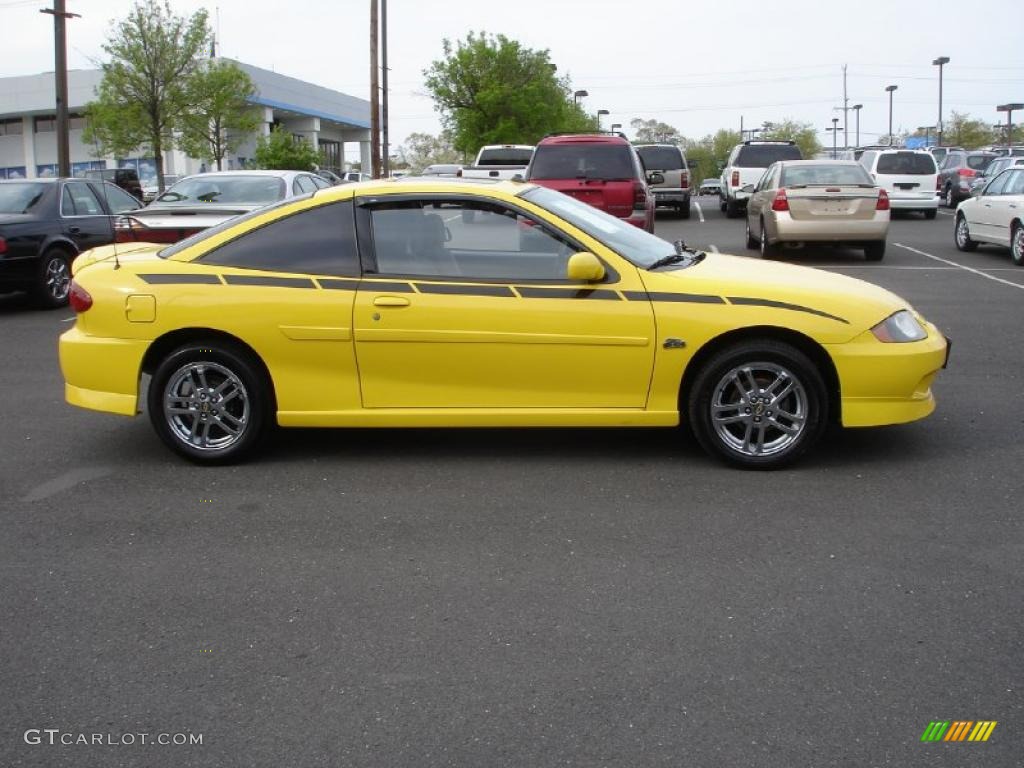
[[0, 178, 143, 307]]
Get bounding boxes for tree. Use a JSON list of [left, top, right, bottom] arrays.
[[762, 119, 822, 160], [945, 111, 996, 149], [630, 118, 682, 144], [252, 128, 321, 171], [178, 60, 260, 171], [424, 31, 596, 154], [83, 0, 210, 190], [399, 131, 465, 173]]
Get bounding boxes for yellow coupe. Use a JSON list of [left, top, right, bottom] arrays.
[[60, 179, 949, 469]]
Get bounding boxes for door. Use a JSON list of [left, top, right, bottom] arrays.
[[986, 169, 1024, 246], [60, 181, 115, 250], [352, 196, 656, 409]]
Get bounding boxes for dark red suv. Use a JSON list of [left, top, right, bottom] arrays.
[[525, 133, 657, 232]]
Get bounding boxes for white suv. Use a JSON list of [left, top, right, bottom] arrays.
[[858, 149, 939, 218], [719, 140, 802, 218]]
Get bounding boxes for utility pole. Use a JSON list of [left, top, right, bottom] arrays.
[[41, 0, 79, 179], [381, 0, 389, 177], [369, 0, 381, 178], [740, 115, 744, 141], [842, 64, 849, 151]]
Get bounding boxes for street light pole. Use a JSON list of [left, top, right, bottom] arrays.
[[573, 89, 588, 105], [597, 109, 609, 130], [830, 117, 839, 158], [852, 104, 862, 148], [997, 103, 1023, 154], [933, 56, 949, 147], [885, 85, 898, 144]]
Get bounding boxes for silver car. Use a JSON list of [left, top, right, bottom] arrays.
[[116, 170, 327, 244]]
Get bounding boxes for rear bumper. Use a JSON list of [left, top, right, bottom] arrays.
[[0, 254, 40, 287], [60, 326, 147, 416], [889, 195, 939, 210], [773, 214, 889, 242], [652, 189, 689, 204], [828, 322, 948, 427]]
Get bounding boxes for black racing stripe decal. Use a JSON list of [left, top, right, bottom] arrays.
[[137, 273, 221, 285], [318, 278, 362, 291], [360, 280, 415, 293], [625, 291, 725, 304], [516, 287, 621, 300], [223, 275, 315, 289], [727, 296, 849, 324], [415, 283, 516, 297]]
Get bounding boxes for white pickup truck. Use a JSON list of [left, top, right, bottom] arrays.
[[459, 145, 535, 180]]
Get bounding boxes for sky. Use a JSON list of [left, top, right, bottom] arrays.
[[3, 0, 1022, 158]]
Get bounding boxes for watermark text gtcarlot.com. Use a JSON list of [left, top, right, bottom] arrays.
[[24, 729, 203, 746]]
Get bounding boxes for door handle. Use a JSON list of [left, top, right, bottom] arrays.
[[373, 295, 410, 307], [1010, 204, 1018, 209], [68, 226, 81, 234]]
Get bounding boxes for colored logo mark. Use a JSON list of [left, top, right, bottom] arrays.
[[921, 721, 997, 742]]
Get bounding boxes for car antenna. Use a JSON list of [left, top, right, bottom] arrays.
[[95, 173, 121, 269]]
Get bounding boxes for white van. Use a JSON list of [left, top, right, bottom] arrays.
[[858, 149, 939, 218]]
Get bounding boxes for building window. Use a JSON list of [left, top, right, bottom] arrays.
[[69, 114, 87, 131], [0, 118, 23, 136], [34, 116, 56, 133], [0, 166, 28, 179]]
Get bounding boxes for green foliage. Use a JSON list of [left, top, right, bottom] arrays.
[[763, 119, 822, 160], [424, 31, 597, 155], [944, 111, 997, 149], [399, 131, 465, 173], [83, 0, 210, 188], [252, 128, 321, 171], [630, 118, 682, 144], [178, 61, 260, 171]]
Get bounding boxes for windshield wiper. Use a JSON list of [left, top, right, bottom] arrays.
[[648, 240, 706, 270]]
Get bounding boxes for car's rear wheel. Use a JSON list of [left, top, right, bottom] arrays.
[[924, 209, 937, 220], [954, 213, 977, 252], [1011, 222, 1024, 266], [725, 199, 741, 219], [687, 340, 828, 469], [33, 248, 73, 309], [864, 241, 885, 261], [148, 343, 271, 464], [944, 185, 955, 208], [759, 221, 775, 259], [720, 198, 727, 213], [678, 200, 691, 219], [745, 218, 758, 249]]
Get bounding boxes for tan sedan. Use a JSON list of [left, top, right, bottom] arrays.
[[744, 160, 890, 261]]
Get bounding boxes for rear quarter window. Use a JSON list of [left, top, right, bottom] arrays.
[[528, 144, 636, 180], [734, 144, 802, 168], [477, 148, 534, 165], [636, 146, 683, 171], [875, 153, 936, 175], [967, 155, 995, 171]]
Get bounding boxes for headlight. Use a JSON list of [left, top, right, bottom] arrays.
[[871, 310, 927, 343]]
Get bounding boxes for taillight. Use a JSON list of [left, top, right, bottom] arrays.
[[114, 216, 198, 244], [633, 180, 647, 210], [771, 188, 789, 212], [876, 189, 890, 211], [68, 280, 92, 312], [680, 170, 689, 189], [0, 236, 7, 254], [731, 170, 740, 187], [958, 168, 976, 177], [936, 176, 942, 191]]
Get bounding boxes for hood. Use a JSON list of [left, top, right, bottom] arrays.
[[72, 243, 164, 275], [643, 252, 910, 335]]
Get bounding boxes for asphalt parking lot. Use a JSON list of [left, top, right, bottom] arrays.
[[2, 199, 1022, 767]]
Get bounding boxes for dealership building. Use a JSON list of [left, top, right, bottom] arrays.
[[0, 59, 372, 184]]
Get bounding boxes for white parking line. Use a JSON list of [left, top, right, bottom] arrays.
[[693, 201, 704, 223], [60, 316, 75, 322], [893, 242, 1024, 292], [935, 209, 954, 217]]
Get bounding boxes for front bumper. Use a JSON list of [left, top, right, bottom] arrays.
[[60, 326, 148, 416], [828, 320, 948, 427]]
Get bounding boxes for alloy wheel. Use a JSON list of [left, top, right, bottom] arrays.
[[710, 362, 808, 458], [162, 361, 250, 452], [45, 255, 71, 301]]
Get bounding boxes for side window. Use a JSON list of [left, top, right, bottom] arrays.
[[983, 171, 1010, 197], [293, 176, 315, 195], [64, 181, 103, 215], [859, 151, 875, 170], [369, 199, 579, 281], [61, 185, 76, 215], [310, 175, 330, 190], [1004, 170, 1024, 196], [100, 182, 142, 213], [200, 201, 358, 276]]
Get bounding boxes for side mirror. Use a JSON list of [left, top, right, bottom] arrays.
[[566, 252, 606, 282], [647, 171, 665, 185], [741, 184, 755, 193]]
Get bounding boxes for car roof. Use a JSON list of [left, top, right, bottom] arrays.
[[538, 133, 630, 145], [776, 159, 865, 166]]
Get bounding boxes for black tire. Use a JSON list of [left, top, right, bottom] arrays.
[[32, 248, 73, 309], [923, 209, 937, 220], [954, 213, 977, 252], [147, 342, 272, 464], [720, 198, 727, 213], [1011, 222, 1024, 267], [725, 199, 741, 219], [759, 220, 775, 259], [686, 340, 828, 469], [864, 241, 885, 261], [944, 185, 955, 208], [745, 218, 758, 249], [678, 200, 691, 219]]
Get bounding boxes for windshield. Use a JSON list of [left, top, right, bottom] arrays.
[[735, 144, 802, 168], [520, 186, 674, 268], [781, 164, 874, 186], [0, 182, 48, 213], [529, 144, 636, 181], [153, 175, 286, 206], [876, 153, 936, 175], [476, 148, 533, 165], [636, 146, 683, 171]]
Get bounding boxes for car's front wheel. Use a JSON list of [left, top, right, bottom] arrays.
[[687, 340, 828, 469], [147, 343, 271, 464], [955, 213, 977, 252]]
